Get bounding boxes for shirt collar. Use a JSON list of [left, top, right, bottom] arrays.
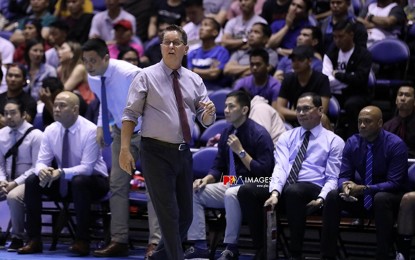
[[61, 117, 80, 135], [102, 59, 116, 78], [363, 129, 384, 147], [160, 60, 183, 78], [12, 121, 31, 136], [300, 123, 323, 138]]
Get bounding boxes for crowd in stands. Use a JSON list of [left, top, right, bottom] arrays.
[[0, 0, 415, 259]]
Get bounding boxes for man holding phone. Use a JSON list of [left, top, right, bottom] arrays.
[[320, 106, 408, 260]]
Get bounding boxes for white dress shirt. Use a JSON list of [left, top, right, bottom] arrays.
[[269, 123, 345, 199], [87, 58, 141, 131], [35, 116, 108, 179], [0, 121, 43, 185]]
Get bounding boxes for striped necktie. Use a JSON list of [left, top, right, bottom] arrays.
[[287, 131, 311, 185], [364, 143, 373, 210]]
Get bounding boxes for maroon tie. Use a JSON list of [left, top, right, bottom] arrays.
[[172, 71, 192, 143]]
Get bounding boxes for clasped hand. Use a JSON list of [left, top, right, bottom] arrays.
[[39, 167, 62, 188], [340, 181, 366, 202]]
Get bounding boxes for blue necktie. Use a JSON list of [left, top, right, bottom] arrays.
[[364, 143, 373, 210], [60, 129, 69, 197], [287, 131, 311, 185], [101, 76, 112, 146], [228, 129, 237, 176]]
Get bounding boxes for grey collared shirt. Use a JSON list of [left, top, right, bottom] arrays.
[[122, 60, 213, 144]]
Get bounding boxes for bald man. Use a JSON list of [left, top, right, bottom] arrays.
[[320, 106, 408, 260], [18, 92, 109, 256]]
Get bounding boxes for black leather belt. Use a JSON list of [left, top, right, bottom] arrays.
[[142, 137, 189, 151]]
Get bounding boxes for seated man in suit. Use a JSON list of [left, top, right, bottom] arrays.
[[239, 92, 344, 259], [320, 106, 408, 260], [18, 91, 109, 256], [184, 90, 275, 260], [0, 99, 43, 251]]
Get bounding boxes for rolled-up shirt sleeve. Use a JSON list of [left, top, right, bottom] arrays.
[[122, 72, 148, 124]]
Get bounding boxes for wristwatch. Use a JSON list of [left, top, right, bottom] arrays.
[[368, 14, 374, 23], [242, 36, 248, 44], [238, 150, 246, 158], [317, 197, 324, 208]]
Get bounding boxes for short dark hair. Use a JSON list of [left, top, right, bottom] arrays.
[[42, 77, 64, 93], [249, 48, 269, 64], [203, 17, 221, 35], [298, 92, 322, 107], [24, 38, 46, 67], [23, 18, 42, 39], [117, 46, 139, 60], [161, 24, 188, 45], [82, 38, 109, 58], [252, 22, 272, 38], [4, 99, 26, 115], [49, 19, 70, 33], [333, 20, 355, 33], [302, 26, 322, 42], [7, 64, 28, 86], [226, 90, 252, 115], [184, 0, 203, 7]]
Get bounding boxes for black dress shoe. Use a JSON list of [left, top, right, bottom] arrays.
[[7, 238, 24, 252], [68, 240, 90, 256], [93, 241, 129, 257], [17, 240, 43, 254]]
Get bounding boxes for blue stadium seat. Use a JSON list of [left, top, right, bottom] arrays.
[[208, 89, 232, 119], [199, 119, 229, 145]]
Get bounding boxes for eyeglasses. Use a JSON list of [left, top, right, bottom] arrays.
[[296, 106, 316, 113], [161, 40, 184, 47]]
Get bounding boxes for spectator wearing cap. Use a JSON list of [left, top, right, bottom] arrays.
[[107, 19, 144, 60], [274, 26, 323, 83], [275, 45, 330, 125], [89, 0, 137, 43]]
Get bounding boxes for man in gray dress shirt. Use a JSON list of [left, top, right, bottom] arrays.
[[120, 25, 216, 260]]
